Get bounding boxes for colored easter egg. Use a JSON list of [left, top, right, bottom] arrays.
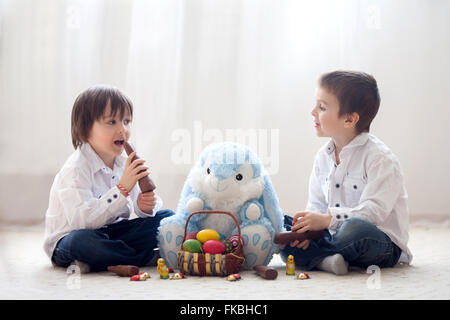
[[186, 231, 198, 240], [231, 273, 241, 280], [218, 232, 226, 241], [130, 275, 140, 281], [182, 239, 203, 253], [226, 274, 241, 281], [196, 229, 220, 243], [221, 239, 234, 253], [296, 272, 310, 280], [202, 240, 226, 254], [229, 235, 245, 247]]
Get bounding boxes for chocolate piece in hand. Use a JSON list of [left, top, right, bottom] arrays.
[[273, 230, 324, 245], [123, 141, 156, 193]]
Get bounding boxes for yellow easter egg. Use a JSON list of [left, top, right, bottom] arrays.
[[196, 229, 220, 243]]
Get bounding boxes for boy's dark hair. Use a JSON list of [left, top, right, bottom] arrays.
[[319, 70, 380, 133], [71, 85, 133, 149]]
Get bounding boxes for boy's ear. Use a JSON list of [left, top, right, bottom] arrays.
[[344, 112, 360, 128]]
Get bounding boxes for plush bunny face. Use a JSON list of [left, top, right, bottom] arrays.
[[189, 144, 265, 212]]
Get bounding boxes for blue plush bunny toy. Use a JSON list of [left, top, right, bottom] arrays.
[[158, 142, 285, 270]]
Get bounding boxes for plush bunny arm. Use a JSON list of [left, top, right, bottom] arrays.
[[246, 203, 261, 220], [239, 201, 264, 222], [186, 197, 204, 213]]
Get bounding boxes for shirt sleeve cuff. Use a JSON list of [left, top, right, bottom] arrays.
[[103, 186, 129, 221], [327, 207, 351, 230]]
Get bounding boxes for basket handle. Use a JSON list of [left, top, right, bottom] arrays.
[[181, 210, 242, 250]]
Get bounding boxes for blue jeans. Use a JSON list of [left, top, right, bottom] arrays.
[[280, 215, 401, 270], [52, 210, 174, 271]]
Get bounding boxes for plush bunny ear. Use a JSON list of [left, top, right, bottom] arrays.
[[259, 175, 285, 233]]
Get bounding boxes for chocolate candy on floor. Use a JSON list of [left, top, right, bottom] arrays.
[[107, 265, 139, 277], [130, 272, 151, 281], [296, 272, 310, 280], [226, 274, 242, 281]]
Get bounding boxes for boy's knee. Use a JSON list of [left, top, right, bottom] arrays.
[[140, 210, 176, 230], [67, 229, 103, 240], [156, 209, 175, 221], [342, 217, 369, 229], [65, 229, 107, 249], [338, 218, 377, 239]]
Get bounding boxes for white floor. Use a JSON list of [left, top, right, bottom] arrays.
[[1, 225, 449, 300]]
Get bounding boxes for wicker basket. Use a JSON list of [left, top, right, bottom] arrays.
[[177, 210, 245, 276]]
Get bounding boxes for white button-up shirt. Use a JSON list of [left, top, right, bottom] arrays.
[[43, 143, 162, 258], [306, 132, 412, 264]]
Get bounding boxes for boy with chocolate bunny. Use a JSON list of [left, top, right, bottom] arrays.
[[43, 85, 174, 272]]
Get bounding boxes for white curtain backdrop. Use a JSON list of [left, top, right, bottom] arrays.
[[1, 0, 449, 224]]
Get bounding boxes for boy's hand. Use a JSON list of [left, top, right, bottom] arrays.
[[290, 239, 311, 250], [292, 211, 331, 232], [289, 211, 331, 249], [118, 151, 150, 193], [137, 191, 156, 214]]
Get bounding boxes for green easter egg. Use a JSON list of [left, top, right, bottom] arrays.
[[182, 239, 203, 253]]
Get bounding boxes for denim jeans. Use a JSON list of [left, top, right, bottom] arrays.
[[52, 209, 174, 271], [280, 215, 401, 271]]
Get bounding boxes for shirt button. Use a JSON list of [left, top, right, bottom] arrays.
[[335, 184, 340, 188], [336, 214, 341, 219], [113, 194, 118, 199], [353, 185, 358, 189], [112, 176, 115, 179], [336, 203, 340, 207], [107, 199, 112, 203], [344, 214, 348, 219]]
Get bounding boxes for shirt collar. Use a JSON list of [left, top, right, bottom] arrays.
[[325, 140, 336, 155], [325, 132, 370, 157], [343, 132, 369, 149], [343, 132, 369, 151], [80, 143, 127, 173]]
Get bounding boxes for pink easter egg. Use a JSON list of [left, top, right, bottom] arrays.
[[202, 240, 226, 254]]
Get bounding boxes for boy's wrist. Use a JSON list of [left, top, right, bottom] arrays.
[[141, 207, 154, 215], [116, 183, 130, 197], [117, 178, 134, 194], [137, 200, 155, 216], [324, 212, 332, 229]]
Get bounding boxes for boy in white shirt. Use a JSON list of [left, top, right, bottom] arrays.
[[43, 85, 174, 272], [281, 71, 412, 275]]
